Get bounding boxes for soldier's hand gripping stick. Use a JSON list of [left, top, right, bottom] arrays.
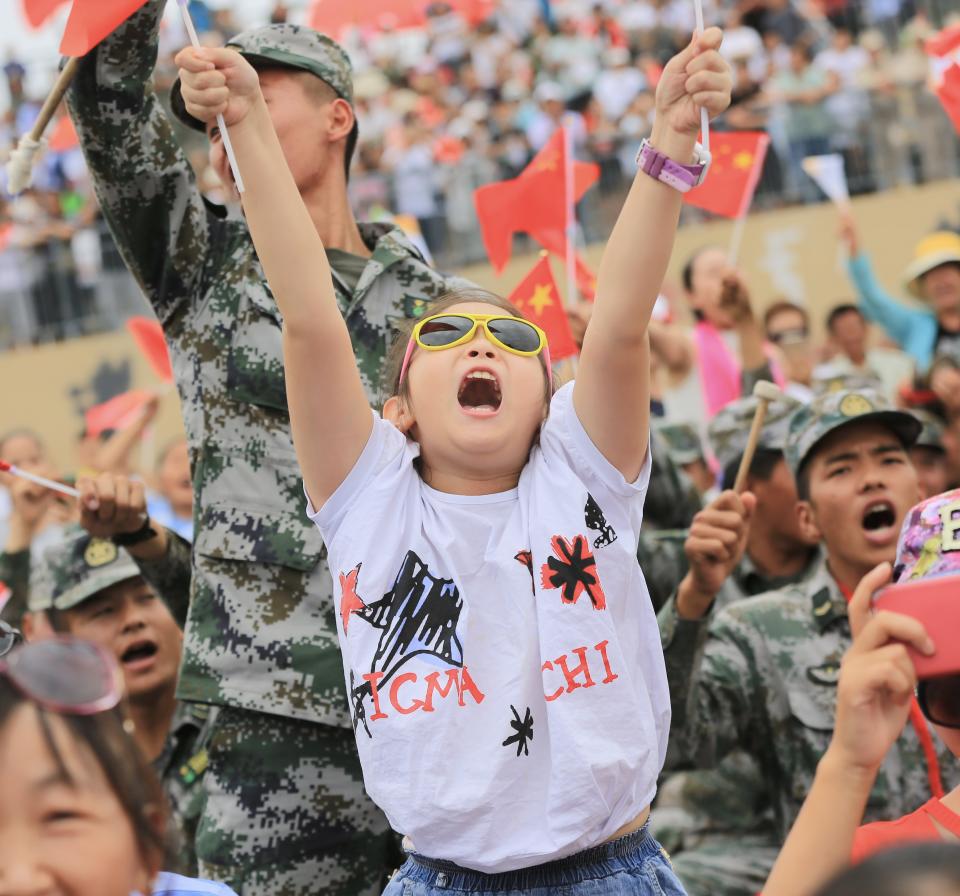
[[732, 380, 783, 493]]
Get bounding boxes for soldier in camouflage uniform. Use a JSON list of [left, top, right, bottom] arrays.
[[908, 409, 950, 500], [658, 389, 959, 891], [635, 426, 703, 612], [67, 8, 470, 894], [24, 526, 215, 876], [655, 421, 716, 502], [652, 394, 822, 896]]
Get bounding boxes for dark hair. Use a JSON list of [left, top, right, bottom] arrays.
[[681, 246, 720, 294], [0, 675, 168, 866], [721, 447, 783, 491], [796, 463, 811, 502], [380, 288, 555, 406], [764, 300, 809, 332], [814, 843, 960, 896], [826, 303, 864, 333]]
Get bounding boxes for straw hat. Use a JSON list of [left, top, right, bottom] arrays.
[[903, 231, 960, 299]]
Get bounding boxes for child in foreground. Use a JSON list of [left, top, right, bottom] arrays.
[[178, 34, 731, 893], [0, 635, 236, 896], [763, 489, 960, 896]]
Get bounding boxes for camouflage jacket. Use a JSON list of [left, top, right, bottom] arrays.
[[154, 701, 219, 876], [132, 528, 193, 630], [644, 429, 702, 531], [0, 548, 30, 627], [653, 546, 823, 855], [658, 553, 959, 840], [68, 0, 467, 725]]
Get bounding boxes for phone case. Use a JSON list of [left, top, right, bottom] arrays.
[[873, 578, 960, 679]]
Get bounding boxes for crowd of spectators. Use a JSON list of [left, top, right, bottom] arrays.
[[2, 0, 960, 347]]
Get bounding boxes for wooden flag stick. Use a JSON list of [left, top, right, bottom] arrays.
[[733, 380, 782, 493], [5, 57, 80, 194]]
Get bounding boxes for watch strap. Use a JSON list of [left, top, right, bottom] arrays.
[[111, 516, 158, 547], [636, 139, 706, 193]]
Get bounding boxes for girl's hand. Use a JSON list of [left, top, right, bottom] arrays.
[[827, 562, 933, 774], [654, 28, 732, 138], [175, 46, 262, 128]]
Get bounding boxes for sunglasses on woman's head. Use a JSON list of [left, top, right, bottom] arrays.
[[398, 313, 552, 389], [0, 621, 22, 659], [918, 674, 960, 729], [1, 637, 124, 715]]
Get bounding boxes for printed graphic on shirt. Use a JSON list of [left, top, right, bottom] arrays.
[[515, 550, 534, 593], [540, 535, 607, 610], [584, 495, 618, 549], [502, 705, 534, 757], [339, 564, 366, 632], [342, 551, 481, 736]]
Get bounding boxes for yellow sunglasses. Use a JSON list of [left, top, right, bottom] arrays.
[[399, 313, 552, 387]]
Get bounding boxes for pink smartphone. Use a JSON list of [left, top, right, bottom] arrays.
[[873, 577, 960, 679]]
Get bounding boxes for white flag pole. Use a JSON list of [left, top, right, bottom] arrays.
[[563, 124, 577, 309], [177, 0, 245, 194], [693, 0, 710, 153]]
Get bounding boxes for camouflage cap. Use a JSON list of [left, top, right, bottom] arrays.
[[811, 369, 885, 396], [171, 24, 355, 132], [910, 409, 946, 452], [28, 527, 142, 613], [654, 423, 704, 466], [785, 389, 922, 477], [708, 394, 800, 473]]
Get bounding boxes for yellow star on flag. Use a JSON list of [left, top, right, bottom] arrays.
[[532, 151, 560, 172], [733, 151, 754, 170], [528, 283, 554, 315]]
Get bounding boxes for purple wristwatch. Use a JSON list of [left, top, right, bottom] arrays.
[[636, 139, 711, 193]]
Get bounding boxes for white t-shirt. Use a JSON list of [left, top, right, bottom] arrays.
[[308, 383, 669, 873]]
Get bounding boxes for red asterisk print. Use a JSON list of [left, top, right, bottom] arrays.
[[540, 535, 606, 610], [339, 564, 367, 633]]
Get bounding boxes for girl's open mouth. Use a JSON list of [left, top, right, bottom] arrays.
[[458, 370, 502, 416]]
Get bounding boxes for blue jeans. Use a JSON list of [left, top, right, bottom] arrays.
[[382, 826, 687, 896]]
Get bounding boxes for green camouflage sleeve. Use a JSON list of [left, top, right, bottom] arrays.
[[132, 529, 193, 629], [659, 598, 757, 772], [645, 431, 702, 530], [0, 549, 31, 628], [66, 0, 212, 325]]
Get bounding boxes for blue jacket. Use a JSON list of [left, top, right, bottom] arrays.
[[151, 872, 238, 895], [846, 253, 938, 372]]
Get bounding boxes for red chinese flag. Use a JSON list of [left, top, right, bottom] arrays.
[[309, 0, 493, 35], [937, 65, 960, 134], [508, 255, 578, 362], [59, 0, 150, 57], [48, 115, 79, 152], [528, 227, 597, 301], [85, 389, 154, 438], [685, 131, 770, 219], [126, 316, 173, 383], [926, 24, 960, 59], [21, 0, 69, 28], [474, 128, 599, 272]]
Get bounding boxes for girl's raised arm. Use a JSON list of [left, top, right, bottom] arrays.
[[574, 29, 730, 482], [177, 47, 372, 508]]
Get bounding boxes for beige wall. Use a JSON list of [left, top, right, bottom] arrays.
[[4, 179, 957, 473]]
